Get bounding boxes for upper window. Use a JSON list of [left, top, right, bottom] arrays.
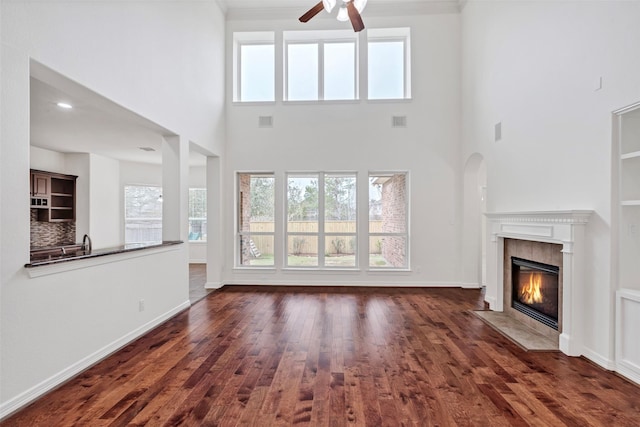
[[124, 185, 162, 244], [234, 32, 275, 102], [367, 28, 411, 100], [284, 30, 357, 101]]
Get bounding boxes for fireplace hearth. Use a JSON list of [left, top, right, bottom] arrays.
[[511, 257, 559, 330]]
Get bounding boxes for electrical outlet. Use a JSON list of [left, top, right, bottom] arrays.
[[139, 299, 145, 312], [629, 224, 637, 236]]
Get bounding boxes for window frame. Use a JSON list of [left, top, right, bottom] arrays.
[[367, 28, 411, 100], [284, 30, 359, 102], [236, 172, 276, 268], [233, 32, 276, 103], [123, 184, 163, 245], [368, 172, 410, 270], [188, 188, 207, 242], [285, 172, 358, 269]]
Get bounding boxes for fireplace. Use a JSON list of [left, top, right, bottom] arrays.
[[511, 257, 559, 330]]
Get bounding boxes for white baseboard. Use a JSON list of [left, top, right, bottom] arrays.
[[582, 347, 616, 371], [616, 360, 640, 385], [0, 300, 191, 421], [189, 259, 206, 264], [221, 279, 470, 288], [460, 282, 481, 289], [205, 281, 223, 289], [484, 295, 497, 309]]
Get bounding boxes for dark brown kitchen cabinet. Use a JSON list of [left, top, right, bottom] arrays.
[[30, 169, 77, 222]]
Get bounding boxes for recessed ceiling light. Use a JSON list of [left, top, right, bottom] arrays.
[[138, 147, 156, 152], [56, 102, 73, 109]]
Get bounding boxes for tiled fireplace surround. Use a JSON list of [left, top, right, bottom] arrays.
[[485, 211, 593, 357]]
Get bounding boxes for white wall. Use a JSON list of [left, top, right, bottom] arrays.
[[0, 0, 224, 417], [461, 0, 640, 369], [89, 154, 121, 249], [30, 146, 66, 173], [225, 13, 462, 286]]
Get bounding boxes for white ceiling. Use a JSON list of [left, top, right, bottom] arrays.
[[30, 65, 208, 166], [219, 0, 462, 18], [30, 0, 460, 168]]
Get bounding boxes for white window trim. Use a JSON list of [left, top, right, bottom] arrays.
[[233, 31, 275, 103], [284, 32, 359, 102], [285, 172, 358, 270], [368, 171, 410, 270], [235, 172, 276, 268], [367, 30, 412, 100]]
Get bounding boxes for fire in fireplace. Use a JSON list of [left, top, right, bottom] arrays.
[[511, 257, 559, 330]]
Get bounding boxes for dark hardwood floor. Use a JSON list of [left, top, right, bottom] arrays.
[[3, 286, 640, 426]]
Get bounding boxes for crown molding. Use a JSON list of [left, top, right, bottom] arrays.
[[226, 1, 460, 21]]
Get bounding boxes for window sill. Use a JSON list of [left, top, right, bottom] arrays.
[[282, 99, 361, 106], [232, 101, 276, 106], [367, 268, 412, 273], [366, 98, 412, 104], [233, 266, 276, 271], [282, 267, 360, 273]]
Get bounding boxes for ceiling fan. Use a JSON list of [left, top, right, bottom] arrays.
[[299, 0, 368, 33]]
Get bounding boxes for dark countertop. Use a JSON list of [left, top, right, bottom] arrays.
[[26, 241, 183, 268]]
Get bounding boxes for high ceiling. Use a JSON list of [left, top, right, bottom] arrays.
[[30, 0, 460, 167], [30, 63, 207, 166], [218, 0, 462, 18]]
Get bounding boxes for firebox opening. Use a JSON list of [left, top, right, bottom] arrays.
[[511, 257, 559, 330]]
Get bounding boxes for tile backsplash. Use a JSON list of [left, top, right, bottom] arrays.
[[30, 209, 76, 248]]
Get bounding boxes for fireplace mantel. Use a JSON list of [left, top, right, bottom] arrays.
[[484, 210, 593, 356]]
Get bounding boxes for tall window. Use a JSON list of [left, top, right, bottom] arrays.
[[285, 30, 357, 101], [124, 185, 162, 244], [237, 173, 275, 266], [369, 173, 408, 268], [287, 173, 357, 268], [234, 32, 275, 102], [188, 188, 207, 241], [368, 28, 411, 100]]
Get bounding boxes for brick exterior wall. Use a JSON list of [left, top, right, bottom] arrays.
[[381, 173, 406, 267], [239, 174, 252, 264]]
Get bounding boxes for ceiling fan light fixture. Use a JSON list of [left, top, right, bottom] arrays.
[[322, 0, 336, 13], [354, 0, 367, 13], [336, 5, 349, 21]]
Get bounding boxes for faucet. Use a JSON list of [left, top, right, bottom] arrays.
[[82, 234, 92, 252]]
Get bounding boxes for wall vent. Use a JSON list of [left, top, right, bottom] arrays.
[[392, 116, 407, 128], [258, 116, 273, 128], [495, 122, 502, 141]]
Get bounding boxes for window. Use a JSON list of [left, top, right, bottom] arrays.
[[237, 173, 275, 266], [284, 30, 357, 101], [188, 188, 206, 241], [369, 173, 408, 268], [124, 185, 162, 244], [368, 28, 411, 100], [234, 32, 275, 102], [287, 173, 357, 268]]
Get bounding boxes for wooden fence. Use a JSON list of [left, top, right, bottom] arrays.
[[247, 221, 383, 256]]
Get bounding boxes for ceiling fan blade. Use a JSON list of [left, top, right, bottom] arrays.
[[346, 2, 365, 32], [299, 1, 325, 23]]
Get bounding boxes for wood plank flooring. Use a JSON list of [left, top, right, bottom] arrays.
[[3, 286, 640, 426]]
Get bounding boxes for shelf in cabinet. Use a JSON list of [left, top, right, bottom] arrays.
[[50, 207, 73, 210], [621, 200, 640, 206], [621, 151, 640, 160], [50, 192, 73, 197]]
